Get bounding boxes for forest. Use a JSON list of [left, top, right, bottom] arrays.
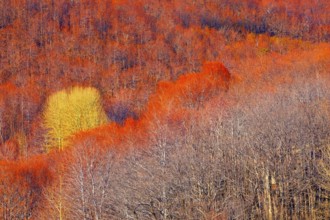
[[0, 0, 330, 219]]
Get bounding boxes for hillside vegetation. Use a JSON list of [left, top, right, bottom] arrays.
[[0, 0, 330, 219]]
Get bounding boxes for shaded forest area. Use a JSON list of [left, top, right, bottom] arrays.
[[0, 0, 330, 219]]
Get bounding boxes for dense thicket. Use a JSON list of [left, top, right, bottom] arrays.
[[0, 0, 330, 219], [1, 0, 330, 153]]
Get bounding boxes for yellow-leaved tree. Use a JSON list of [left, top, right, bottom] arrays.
[[43, 87, 108, 151]]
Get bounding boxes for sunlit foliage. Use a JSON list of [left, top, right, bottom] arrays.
[[43, 87, 108, 151]]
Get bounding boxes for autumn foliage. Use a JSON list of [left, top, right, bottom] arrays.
[[43, 86, 108, 151], [0, 0, 330, 219]]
